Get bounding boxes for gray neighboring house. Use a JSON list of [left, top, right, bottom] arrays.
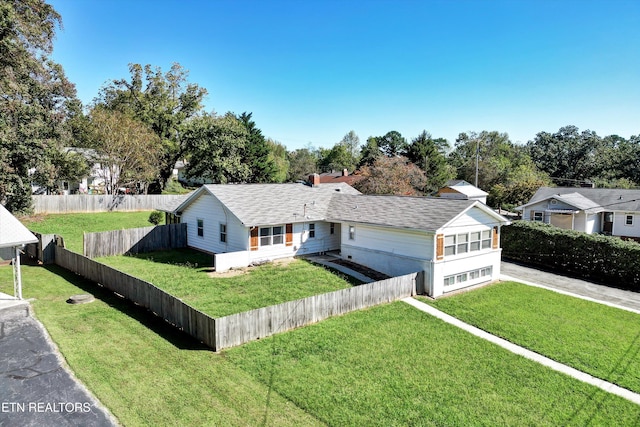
[[518, 187, 640, 239], [162, 177, 511, 297]]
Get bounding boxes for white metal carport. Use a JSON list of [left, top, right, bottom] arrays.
[[0, 204, 38, 299]]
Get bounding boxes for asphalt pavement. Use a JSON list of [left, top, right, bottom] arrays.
[[0, 297, 117, 427], [500, 261, 640, 313]]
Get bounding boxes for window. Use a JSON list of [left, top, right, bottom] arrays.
[[308, 223, 315, 238], [443, 229, 493, 257], [197, 219, 204, 237], [444, 266, 493, 287], [481, 230, 492, 249], [349, 225, 355, 240], [533, 211, 544, 222], [470, 231, 481, 251], [259, 226, 285, 246], [273, 226, 284, 244], [219, 223, 227, 243], [626, 215, 634, 226], [456, 233, 468, 254], [330, 223, 335, 235], [444, 235, 456, 256]]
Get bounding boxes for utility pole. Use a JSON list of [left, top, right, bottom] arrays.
[[475, 139, 479, 187]]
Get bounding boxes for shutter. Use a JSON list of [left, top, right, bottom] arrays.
[[492, 226, 499, 249], [436, 234, 444, 260], [285, 223, 293, 247], [250, 227, 259, 251]]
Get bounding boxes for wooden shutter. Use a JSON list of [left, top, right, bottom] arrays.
[[492, 226, 499, 249], [285, 223, 293, 247], [250, 227, 259, 251], [436, 234, 444, 260]]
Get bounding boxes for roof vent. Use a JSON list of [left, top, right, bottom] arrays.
[[335, 188, 341, 192], [619, 196, 624, 200]]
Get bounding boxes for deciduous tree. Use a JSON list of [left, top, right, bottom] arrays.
[[0, 0, 78, 212], [354, 156, 427, 196]]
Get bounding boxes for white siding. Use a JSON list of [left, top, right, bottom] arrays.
[[181, 193, 246, 254], [613, 212, 640, 238], [447, 205, 501, 228], [339, 223, 433, 277], [432, 251, 502, 296]]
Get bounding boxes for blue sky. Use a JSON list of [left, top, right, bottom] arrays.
[[49, 0, 640, 150]]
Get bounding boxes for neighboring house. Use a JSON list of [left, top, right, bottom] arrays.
[[318, 169, 365, 186], [518, 187, 640, 239], [163, 175, 511, 297], [31, 147, 109, 195], [0, 204, 38, 299], [436, 180, 488, 204], [175, 160, 214, 186]]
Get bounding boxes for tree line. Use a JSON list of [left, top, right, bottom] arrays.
[[2, 1, 639, 214]]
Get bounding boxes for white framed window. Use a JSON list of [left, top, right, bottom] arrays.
[[532, 211, 544, 222], [444, 235, 456, 256], [219, 223, 227, 243], [443, 229, 492, 257], [308, 223, 315, 238], [197, 219, 204, 237], [626, 215, 634, 226], [456, 233, 468, 254], [444, 266, 493, 287], [259, 226, 285, 246], [330, 223, 335, 235], [349, 225, 355, 240]]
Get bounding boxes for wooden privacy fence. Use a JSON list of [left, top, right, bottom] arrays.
[[54, 245, 216, 348], [50, 239, 422, 351], [214, 272, 421, 351], [32, 194, 186, 214], [25, 232, 57, 264], [84, 223, 187, 258]]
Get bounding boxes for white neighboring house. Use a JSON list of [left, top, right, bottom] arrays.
[[0, 204, 38, 299], [163, 177, 510, 297], [518, 187, 640, 239], [436, 180, 489, 204]]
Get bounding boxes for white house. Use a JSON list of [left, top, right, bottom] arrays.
[[436, 180, 488, 204], [518, 187, 640, 239], [164, 178, 510, 297], [0, 204, 38, 299]]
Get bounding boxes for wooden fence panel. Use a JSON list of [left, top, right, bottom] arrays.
[[53, 245, 216, 349], [214, 272, 419, 351], [32, 194, 187, 214], [83, 223, 187, 258]]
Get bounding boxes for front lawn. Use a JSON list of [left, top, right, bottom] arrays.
[[422, 281, 640, 394], [20, 211, 155, 253], [97, 249, 357, 318], [3, 265, 640, 426]]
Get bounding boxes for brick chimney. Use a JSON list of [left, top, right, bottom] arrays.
[[309, 173, 320, 187], [342, 169, 349, 177]]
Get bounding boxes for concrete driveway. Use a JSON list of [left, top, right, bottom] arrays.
[[0, 298, 117, 427], [501, 261, 640, 313]]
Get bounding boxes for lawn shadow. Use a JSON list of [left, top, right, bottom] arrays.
[[44, 264, 212, 352], [122, 248, 214, 270]]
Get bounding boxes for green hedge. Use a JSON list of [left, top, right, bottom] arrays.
[[502, 221, 640, 291]]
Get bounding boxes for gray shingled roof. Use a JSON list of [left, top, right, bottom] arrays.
[[327, 194, 490, 231], [0, 204, 38, 248], [526, 187, 640, 212], [174, 183, 361, 226]]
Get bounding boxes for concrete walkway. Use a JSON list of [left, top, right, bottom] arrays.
[[403, 297, 640, 406], [0, 293, 118, 427]]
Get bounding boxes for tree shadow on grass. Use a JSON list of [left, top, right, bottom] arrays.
[[43, 264, 212, 352], [123, 248, 214, 271]]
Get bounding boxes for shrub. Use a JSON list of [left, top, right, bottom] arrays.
[[502, 220, 640, 291], [148, 211, 163, 225]]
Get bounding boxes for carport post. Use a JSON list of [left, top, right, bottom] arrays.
[[13, 246, 23, 300]]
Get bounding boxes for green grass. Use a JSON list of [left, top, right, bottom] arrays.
[[225, 301, 640, 426], [97, 249, 357, 318], [4, 265, 640, 426], [421, 281, 640, 394], [0, 264, 321, 427], [20, 211, 156, 253]]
